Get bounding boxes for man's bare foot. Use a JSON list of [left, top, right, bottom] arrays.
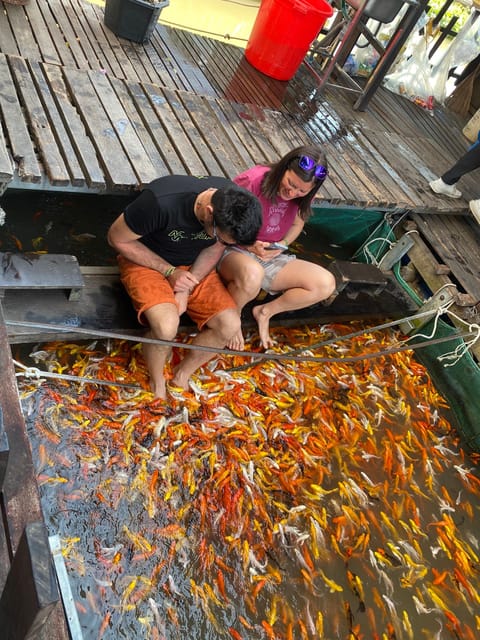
[[227, 329, 245, 351], [150, 379, 167, 400], [252, 304, 275, 349], [170, 367, 190, 391]]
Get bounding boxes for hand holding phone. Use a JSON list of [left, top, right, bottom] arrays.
[[265, 242, 288, 251]]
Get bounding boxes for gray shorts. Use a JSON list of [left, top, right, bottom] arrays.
[[220, 247, 296, 294]]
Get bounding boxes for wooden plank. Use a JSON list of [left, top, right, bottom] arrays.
[[30, 0, 78, 68], [216, 99, 270, 165], [252, 108, 293, 160], [403, 224, 480, 361], [358, 127, 421, 205], [0, 123, 13, 184], [136, 40, 177, 87], [2, 4, 41, 60], [0, 522, 59, 639], [161, 86, 225, 176], [28, 60, 86, 188], [63, 67, 138, 190], [0, 252, 84, 291], [54, 0, 106, 71], [0, 54, 42, 184], [0, 6, 20, 56], [151, 26, 211, 93], [109, 77, 169, 181], [165, 28, 221, 94], [79, 0, 126, 77], [229, 102, 280, 163], [8, 55, 70, 187], [387, 131, 463, 213], [0, 303, 42, 552], [176, 92, 247, 178], [23, 1, 62, 66], [411, 213, 480, 301], [0, 407, 8, 492], [3, 274, 139, 344], [87, 69, 158, 186], [303, 117, 367, 206], [41, 0, 90, 69], [123, 79, 185, 174], [142, 82, 207, 176], [203, 96, 257, 169], [41, 63, 105, 190]]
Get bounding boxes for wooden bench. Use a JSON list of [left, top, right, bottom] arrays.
[[0, 253, 84, 301]]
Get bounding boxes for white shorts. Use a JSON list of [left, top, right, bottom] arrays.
[[220, 247, 296, 294]]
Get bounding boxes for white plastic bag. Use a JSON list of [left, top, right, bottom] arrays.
[[383, 33, 434, 111], [430, 9, 480, 104]]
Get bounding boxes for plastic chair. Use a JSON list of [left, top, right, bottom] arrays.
[[310, 0, 412, 91]]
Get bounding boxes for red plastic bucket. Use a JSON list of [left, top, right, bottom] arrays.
[[245, 0, 334, 81]]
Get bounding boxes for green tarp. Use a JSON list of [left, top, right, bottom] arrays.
[[311, 205, 480, 452]]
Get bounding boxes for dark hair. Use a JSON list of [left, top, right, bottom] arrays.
[[261, 145, 328, 220], [212, 185, 262, 245]]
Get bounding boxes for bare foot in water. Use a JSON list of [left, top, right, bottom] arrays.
[[170, 367, 190, 392], [252, 304, 275, 349], [150, 379, 167, 400], [227, 329, 245, 351]]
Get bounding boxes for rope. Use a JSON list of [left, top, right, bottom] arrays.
[[437, 309, 480, 367], [7, 316, 475, 371], [13, 359, 142, 390], [225, 306, 464, 372]]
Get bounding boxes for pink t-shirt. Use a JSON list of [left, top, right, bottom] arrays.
[[234, 166, 298, 242]]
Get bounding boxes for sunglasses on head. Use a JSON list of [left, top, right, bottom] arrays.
[[297, 155, 328, 180], [212, 219, 236, 247]]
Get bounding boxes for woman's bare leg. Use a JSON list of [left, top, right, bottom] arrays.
[[253, 260, 336, 348]]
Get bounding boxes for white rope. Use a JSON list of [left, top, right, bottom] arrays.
[[13, 359, 142, 390], [13, 359, 44, 380], [439, 308, 480, 367]]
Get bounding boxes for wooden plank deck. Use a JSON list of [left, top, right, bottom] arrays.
[[0, 0, 478, 216]]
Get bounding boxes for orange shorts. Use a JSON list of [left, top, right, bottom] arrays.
[[117, 256, 236, 330]]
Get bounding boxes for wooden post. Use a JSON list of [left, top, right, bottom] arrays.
[[0, 521, 59, 639], [0, 407, 8, 491]]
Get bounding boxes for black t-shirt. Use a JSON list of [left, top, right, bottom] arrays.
[[124, 175, 233, 266]]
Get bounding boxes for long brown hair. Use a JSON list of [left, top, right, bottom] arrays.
[[261, 145, 328, 220]]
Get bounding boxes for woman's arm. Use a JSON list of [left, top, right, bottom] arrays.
[[283, 213, 305, 246]]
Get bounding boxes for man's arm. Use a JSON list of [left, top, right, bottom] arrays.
[[188, 242, 225, 282], [107, 214, 174, 275]]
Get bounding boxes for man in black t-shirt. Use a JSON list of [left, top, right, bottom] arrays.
[[108, 175, 261, 399]]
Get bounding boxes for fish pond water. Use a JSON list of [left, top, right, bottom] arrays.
[[16, 322, 480, 640]]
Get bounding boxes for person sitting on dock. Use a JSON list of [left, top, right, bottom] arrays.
[[429, 142, 480, 223], [218, 145, 337, 351], [107, 175, 262, 399]]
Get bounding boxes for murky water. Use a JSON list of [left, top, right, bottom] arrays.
[[0, 190, 133, 265], [17, 323, 480, 640]]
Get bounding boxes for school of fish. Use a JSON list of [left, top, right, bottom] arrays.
[[17, 322, 480, 640]]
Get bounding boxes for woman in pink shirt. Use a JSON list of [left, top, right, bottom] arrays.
[[218, 145, 336, 350]]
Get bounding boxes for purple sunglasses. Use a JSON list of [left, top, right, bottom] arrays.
[[297, 155, 328, 180]]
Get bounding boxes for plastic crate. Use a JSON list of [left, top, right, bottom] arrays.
[[104, 0, 169, 44]]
